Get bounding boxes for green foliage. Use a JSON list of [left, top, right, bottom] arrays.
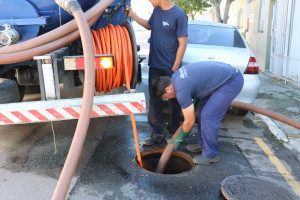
[[173, 0, 211, 20]]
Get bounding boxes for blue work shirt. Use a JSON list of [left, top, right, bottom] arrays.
[[148, 5, 188, 69], [172, 61, 237, 109]]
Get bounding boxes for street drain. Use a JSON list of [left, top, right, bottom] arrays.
[[136, 149, 195, 174], [221, 175, 297, 200]]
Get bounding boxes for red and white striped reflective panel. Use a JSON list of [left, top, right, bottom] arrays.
[[0, 102, 145, 125]]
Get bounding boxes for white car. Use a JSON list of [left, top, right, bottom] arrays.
[[183, 20, 261, 116]]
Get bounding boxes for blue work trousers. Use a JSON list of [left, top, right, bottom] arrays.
[[197, 71, 244, 158], [148, 67, 181, 136]]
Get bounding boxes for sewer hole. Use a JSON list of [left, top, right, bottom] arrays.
[[136, 149, 195, 174]]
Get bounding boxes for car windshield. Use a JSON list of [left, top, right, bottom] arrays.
[[188, 24, 246, 48]]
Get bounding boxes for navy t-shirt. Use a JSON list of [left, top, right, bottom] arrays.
[[172, 61, 237, 109], [148, 5, 188, 69]]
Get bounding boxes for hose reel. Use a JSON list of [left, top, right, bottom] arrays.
[[91, 20, 138, 93]]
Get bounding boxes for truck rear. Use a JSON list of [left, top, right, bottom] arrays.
[[0, 0, 146, 125]]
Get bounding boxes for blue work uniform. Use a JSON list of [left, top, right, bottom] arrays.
[[147, 5, 188, 136], [172, 61, 244, 158]]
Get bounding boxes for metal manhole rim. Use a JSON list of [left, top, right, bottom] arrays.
[[220, 174, 298, 200], [134, 148, 196, 175]]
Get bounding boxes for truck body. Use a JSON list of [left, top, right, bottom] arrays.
[[0, 0, 146, 125]]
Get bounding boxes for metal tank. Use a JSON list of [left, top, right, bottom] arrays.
[[0, 0, 128, 45]]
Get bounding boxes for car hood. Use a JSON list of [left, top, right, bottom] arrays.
[[182, 44, 251, 73]]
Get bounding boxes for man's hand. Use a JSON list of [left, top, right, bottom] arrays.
[[167, 129, 189, 150], [124, 6, 135, 18], [172, 64, 180, 72], [124, 6, 151, 30]]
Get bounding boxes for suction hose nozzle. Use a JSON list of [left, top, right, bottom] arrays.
[[0, 25, 20, 47]]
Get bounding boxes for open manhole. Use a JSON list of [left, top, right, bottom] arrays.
[[135, 149, 195, 174], [221, 175, 298, 200]]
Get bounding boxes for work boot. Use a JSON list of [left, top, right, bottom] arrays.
[[142, 134, 163, 146], [186, 144, 202, 153], [193, 155, 220, 165]]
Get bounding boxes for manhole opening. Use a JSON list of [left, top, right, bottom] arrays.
[[136, 149, 195, 174]]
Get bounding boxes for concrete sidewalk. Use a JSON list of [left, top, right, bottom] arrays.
[[253, 72, 300, 161]]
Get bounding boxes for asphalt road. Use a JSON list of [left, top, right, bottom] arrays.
[[0, 117, 111, 199]]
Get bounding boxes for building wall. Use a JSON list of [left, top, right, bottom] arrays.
[[227, 0, 247, 31], [226, 0, 274, 72], [245, 0, 274, 71]]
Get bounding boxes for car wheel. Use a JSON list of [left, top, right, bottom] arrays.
[[0, 78, 21, 103], [232, 107, 249, 116]]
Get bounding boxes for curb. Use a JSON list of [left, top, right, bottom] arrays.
[[256, 114, 289, 142]]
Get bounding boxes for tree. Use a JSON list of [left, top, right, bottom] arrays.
[[209, 0, 235, 23], [173, 0, 211, 20]]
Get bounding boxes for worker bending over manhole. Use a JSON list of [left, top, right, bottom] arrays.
[[152, 61, 244, 164]]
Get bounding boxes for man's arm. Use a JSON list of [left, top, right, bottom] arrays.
[[172, 36, 187, 72], [181, 104, 195, 133], [167, 103, 195, 150], [127, 7, 151, 30]]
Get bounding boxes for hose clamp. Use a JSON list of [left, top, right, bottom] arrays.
[[55, 0, 82, 16]]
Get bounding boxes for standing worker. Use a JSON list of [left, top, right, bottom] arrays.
[[127, 0, 188, 145], [151, 61, 244, 164]]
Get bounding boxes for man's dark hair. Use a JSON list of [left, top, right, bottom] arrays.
[[151, 76, 171, 98]]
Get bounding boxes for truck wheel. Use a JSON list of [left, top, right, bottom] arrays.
[[0, 78, 21, 103]]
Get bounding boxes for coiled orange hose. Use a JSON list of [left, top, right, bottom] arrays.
[[91, 25, 133, 93], [92, 24, 143, 168]]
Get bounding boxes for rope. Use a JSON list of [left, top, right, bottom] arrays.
[[91, 24, 133, 93]]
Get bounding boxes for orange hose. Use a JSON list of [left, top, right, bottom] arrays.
[[91, 25, 133, 93], [131, 113, 143, 168], [230, 101, 300, 129], [117, 25, 130, 87], [122, 26, 133, 82], [114, 25, 122, 87], [91, 24, 143, 167]]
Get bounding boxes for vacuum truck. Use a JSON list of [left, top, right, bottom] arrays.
[[0, 0, 146, 125]]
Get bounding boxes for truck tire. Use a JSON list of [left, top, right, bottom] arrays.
[[0, 78, 21, 103]]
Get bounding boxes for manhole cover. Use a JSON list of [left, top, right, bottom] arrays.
[[221, 175, 297, 200], [136, 149, 195, 174]]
